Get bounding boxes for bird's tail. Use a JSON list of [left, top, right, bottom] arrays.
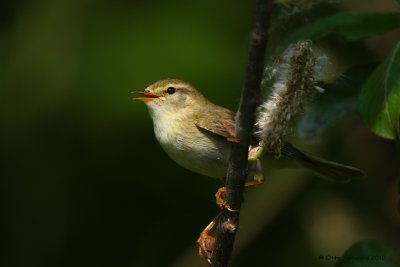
[[281, 143, 365, 183]]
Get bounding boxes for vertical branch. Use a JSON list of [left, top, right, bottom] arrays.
[[211, 0, 274, 266]]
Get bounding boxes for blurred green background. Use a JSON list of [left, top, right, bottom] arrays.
[[1, 1, 399, 267]]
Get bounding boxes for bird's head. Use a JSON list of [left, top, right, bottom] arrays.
[[132, 79, 206, 115]]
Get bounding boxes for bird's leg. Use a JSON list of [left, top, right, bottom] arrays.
[[215, 179, 264, 211], [216, 159, 265, 211], [215, 186, 232, 211], [201, 161, 264, 262], [197, 213, 220, 263], [201, 179, 263, 261]]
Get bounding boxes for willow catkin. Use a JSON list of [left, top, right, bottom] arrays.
[[255, 41, 328, 157]]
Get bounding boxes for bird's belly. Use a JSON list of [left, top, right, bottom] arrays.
[[154, 123, 230, 178]]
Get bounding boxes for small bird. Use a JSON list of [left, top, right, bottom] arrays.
[[132, 78, 364, 183], [132, 78, 364, 260]]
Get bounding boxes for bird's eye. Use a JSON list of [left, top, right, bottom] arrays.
[[166, 87, 176, 95]]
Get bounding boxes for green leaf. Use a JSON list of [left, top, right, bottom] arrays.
[[297, 64, 376, 140], [279, 12, 400, 51], [335, 240, 398, 267], [360, 42, 400, 140]]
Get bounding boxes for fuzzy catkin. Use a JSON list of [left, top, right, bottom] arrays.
[[255, 41, 327, 157]]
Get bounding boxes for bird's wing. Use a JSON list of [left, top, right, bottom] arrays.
[[194, 107, 239, 143]]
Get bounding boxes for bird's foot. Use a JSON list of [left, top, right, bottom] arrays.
[[197, 214, 219, 263], [215, 187, 239, 212]]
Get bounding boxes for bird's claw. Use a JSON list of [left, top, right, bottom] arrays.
[[197, 230, 215, 263], [197, 214, 220, 263], [215, 187, 239, 212]]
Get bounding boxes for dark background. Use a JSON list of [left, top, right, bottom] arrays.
[[1, 1, 399, 266]]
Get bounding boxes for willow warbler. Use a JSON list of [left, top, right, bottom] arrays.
[[132, 79, 364, 183]]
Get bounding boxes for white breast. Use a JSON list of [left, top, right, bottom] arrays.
[[149, 107, 230, 178]]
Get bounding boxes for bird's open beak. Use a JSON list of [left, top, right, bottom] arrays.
[[131, 91, 159, 103]]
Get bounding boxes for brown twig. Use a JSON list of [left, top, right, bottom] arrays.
[[210, 0, 274, 266]]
